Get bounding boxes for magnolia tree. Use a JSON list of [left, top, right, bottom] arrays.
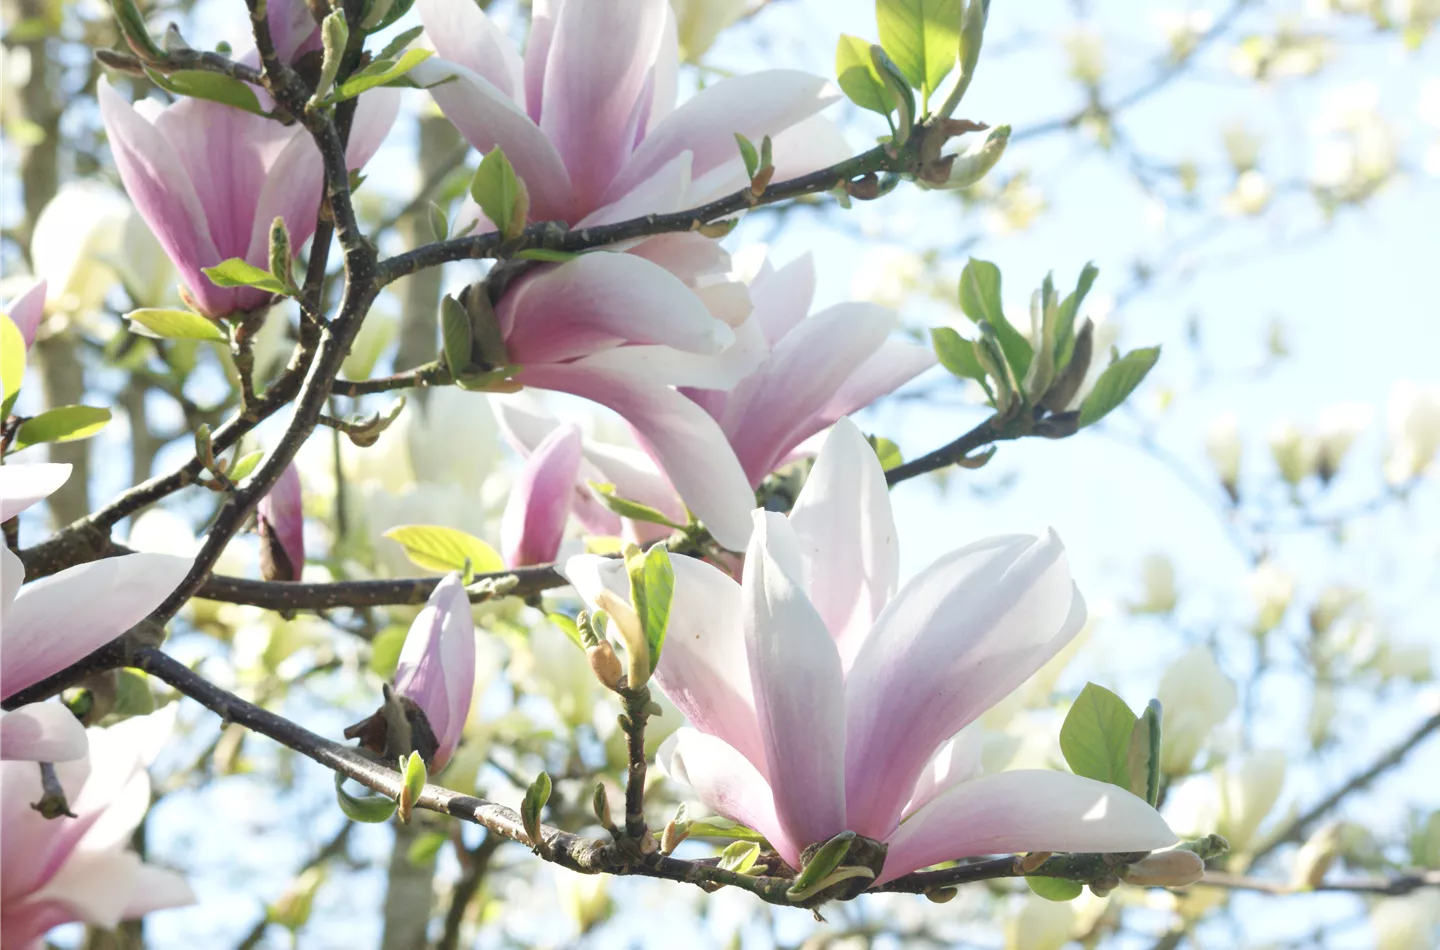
[[1, 0, 1438, 947]]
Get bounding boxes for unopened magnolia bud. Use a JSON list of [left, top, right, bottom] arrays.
[[1290, 821, 1343, 891], [587, 641, 624, 692], [268, 217, 293, 291], [312, 10, 348, 105], [1206, 413, 1243, 500], [1042, 318, 1094, 413], [592, 783, 613, 829], [1019, 851, 1053, 873], [1268, 420, 1316, 486], [594, 589, 649, 688], [938, 125, 1010, 190], [1123, 849, 1205, 888], [109, 0, 165, 61], [660, 819, 687, 854]]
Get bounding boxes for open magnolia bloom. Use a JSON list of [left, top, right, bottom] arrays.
[[413, 0, 842, 228], [0, 710, 194, 947], [0, 465, 193, 762], [565, 418, 1175, 883], [493, 251, 935, 551]]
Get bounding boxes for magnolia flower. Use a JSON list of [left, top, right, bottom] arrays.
[[0, 710, 194, 948], [3, 279, 46, 347], [1268, 420, 1316, 485], [1130, 552, 1177, 614], [1315, 401, 1372, 481], [1167, 749, 1286, 855], [345, 573, 475, 769], [98, 81, 398, 318], [30, 182, 176, 314], [414, 0, 839, 229], [1005, 893, 1075, 950], [495, 252, 933, 549], [256, 463, 305, 582], [1371, 893, 1440, 950], [1156, 647, 1237, 775], [1248, 559, 1296, 635], [566, 418, 1174, 880], [1205, 412, 1243, 496], [501, 423, 583, 567], [1384, 380, 1440, 484], [0, 464, 192, 762]]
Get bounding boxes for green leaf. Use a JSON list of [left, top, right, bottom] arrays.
[[787, 830, 855, 900], [869, 44, 916, 142], [514, 248, 581, 263], [202, 259, 290, 296], [328, 48, 433, 103], [870, 435, 904, 471], [1127, 698, 1163, 806], [469, 146, 529, 240], [406, 831, 448, 866], [685, 817, 769, 843], [626, 544, 675, 676], [228, 449, 264, 483], [959, 258, 1031, 382], [835, 34, 892, 115], [440, 295, 474, 375], [1077, 346, 1161, 428], [1059, 682, 1137, 788], [144, 68, 265, 115], [876, 0, 964, 95], [334, 772, 398, 823], [125, 307, 227, 342], [375, 24, 423, 61], [383, 525, 503, 577], [112, 668, 156, 717], [931, 326, 986, 381], [548, 612, 583, 650], [589, 481, 684, 529], [1027, 876, 1084, 902], [1054, 262, 1100, 370], [734, 133, 760, 179], [521, 771, 552, 850], [1, 314, 25, 417], [718, 841, 762, 874], [368, 626, 407, 679], [397, 750, 428, 823], [363, 0, 414, 32], [12, 406, 111, 452]]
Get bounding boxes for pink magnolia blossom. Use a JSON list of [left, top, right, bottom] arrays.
[[565, 418, 1175, 881], [1, 711, 194, 948], [392, 573, 476, 770], [4, 279, 47, 347], [501, 422, 584, 567], [0, 465, 193, 763], [97, 81, 399, 318], [493, 252, 935, 549], [413, 0, 842, 227], [256, 462, 305, 581]]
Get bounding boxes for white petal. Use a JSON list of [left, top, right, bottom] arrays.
[[0, 703, 87, 762], [0, 463, 73, 522]]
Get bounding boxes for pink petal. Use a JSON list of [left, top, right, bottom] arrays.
[[393, 572, 475, 769], [878, 770, 1177, 883], [3, 547, 22, 617], [413, 57, 576, 223], [564, 553, 766, 770], [256, 463, 305, 581], [719, 302, 896, 483], [640, 6, 679, 139], [415, 0, 525, 103], [0, 463, 72, 522], [843, 532, 1087, 839], [5, 280, 47, 347], [499, 253, 732, 365], [267, 0, 320, 61], [743, 511, 848, 852], [120, 863, 196, 917], [658, 728, 802, 869], [608, 70, 838, 205], [97, 82, 235, 317], [748, 253, 816, 346], [523, 0, 559, 123], [578, 316, 766, 390], [521, 361, 754, 550], [502, 423, 583, 567], [541, 0, 668, 212], [0, 553, 193, 700], [788, 418, 898, 667], [903, 725, 985, 819], [345, 87, 403, 171], [819, 339, 937, 422], [0, 703, 87, 762], [575, 151, 692, 228]]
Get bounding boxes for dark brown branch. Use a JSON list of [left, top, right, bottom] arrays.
[[1198, 869, 1440, 897], [198, 566, 568, 612]]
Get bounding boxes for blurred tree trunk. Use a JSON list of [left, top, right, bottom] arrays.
[[393, 114, 463, 380], [380, 818, 439, 950]]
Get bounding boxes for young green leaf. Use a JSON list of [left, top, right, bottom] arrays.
[[427, 201, 449, 242], [1027, 876, 1083, 902], [684, 817, 769, 843], [227, 449, 265, 483], [397, 750, 427, 823], [589, 481, 684, 529], [333, 772, 399, 823], [469, 146, 529, 241], [144, 69, 265, 115], [869, 44, 915, 142], [368, 626, 408, 679], [548, 612, 584, 650], [626, 543, 675, 676], [1054, 262, 1100, 370], [876, 0, 964, 96], [374, 23, 424, 61], [870, 435, 904, 471], [1, 314, 25, 417], [718, 841, 762, 874], [111, 668, 156, 717], [440, 295, 474, 376], [514, 248, 581, 263], [12, 406, 112, 452], [521, 771, 552, 852], [313, 9, 350, 104], [959, 259, 1032, 381], [328, 48, 434, 103], [1077, 346, 1161, 428], [930, 326, 986, 381], [202, 259, 290, 296], [383, 525, 504, 576], [835, 34, 893, 115], [124, 308, 227, 342], [734, 133, 760, 179], [1126, 698, 1163, 806], [786, 830, 856, 901], [1059, 682, 1138, 788]]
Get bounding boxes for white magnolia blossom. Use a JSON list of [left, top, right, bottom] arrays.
[[1206, 413, 1243, 494], [1157, 646, 1238, 775], [1371, 892, 1440, 950], [1167, 749, 1287, 854], [1268, 419, 1317, 485], [1005, 893, 1075, 950], [1249, 559, 1297, 635], [1131, 552, 1178, 614], [1384, 380, 1440, 483]]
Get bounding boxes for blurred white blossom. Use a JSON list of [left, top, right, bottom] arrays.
[[1384, 380, 1440, 482], [851, 246, 926, 309], [1315, 402, 1373, 480], [1005, 893, 1075, 950], [1222, 121, 1263, 172], [1249, 560, 1297, 634], [1206, 413, 1243, 496], [1063, 27, 1107, 85], [1131, 553, 1178, 614], [1167, 750, 1287, 855], [1268, 420, 1317, 485], [1310, 82, 1397, 202], [1155, 9, 1216, 60], [1371, 892, 1440, 950], [1157, 647, 1238, 775], [670, 0, 747, 61], [1222, 169, 1273, 216]]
